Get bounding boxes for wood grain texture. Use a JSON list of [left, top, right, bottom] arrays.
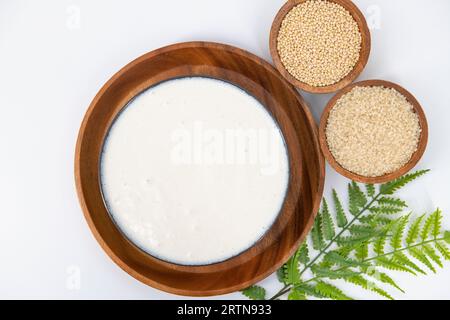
[[269, 0, 371, 94], [75, 42, 325, 296], [319, 79, 428, 184]]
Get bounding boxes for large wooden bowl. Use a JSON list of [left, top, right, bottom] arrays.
[[319, 80, 428, 184], [269, 0, 371, 94], [75, 42, 325, 296]]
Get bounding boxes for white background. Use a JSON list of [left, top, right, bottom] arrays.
[[1, 0, 450, 300]]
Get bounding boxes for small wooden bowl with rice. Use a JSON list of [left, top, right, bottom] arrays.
[[269, 0, 371, 94], [319, 80, 428, 184]]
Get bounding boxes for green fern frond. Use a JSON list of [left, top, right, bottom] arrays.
[[421, 213, 434, 240], [444, 231, 450, 244], [366, 184, 376, 198], [358, 214, 393, 226], [380, 170, 429, 195], [352, 182, 368, 206], [335, 245, 353, 258], [373, 218, 399, 254], [243, 170, 450, 301], [284, 249, 301, 284], [435, 242, 450, 260], [276, 267, 286, 284], [377, 197, 407, 208], [321, 199, 335, 240], [332, 189, 348, 227], [242, 286, 266, 300], [349, 224, 383, 236], [349, 182, 367, 215], [369, 206, 403, 215], [346, 275, 394, 300], [370, 287, 394, 300], [348, 183, 359, 216], [374, 234, 387, 255], [298, 243, 310, 265], [432, 209, 443, 238], [288, 288, 307, 300], [315, 282, 352, 300], [337, 234, 374, 247], [409, 247, 436, 273], [355, 242, 369, 261], [391, 215, 409, 250], [294, 284, 327, 299], [371, 287, 394, 300], [393, 252, 426, 275], [375, 257, 416, 275], [311, 213, 325, 250], [376, 272, 405, 293], [423, 244, 443, 268], [311, 265, 360, 280], [406, 215, 425, 245], [324, 251, 368, 268]]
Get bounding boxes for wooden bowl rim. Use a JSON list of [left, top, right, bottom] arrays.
[[75, 41, 325, 296], [319, 79, 429, 184], [269, 0, 371, 94]]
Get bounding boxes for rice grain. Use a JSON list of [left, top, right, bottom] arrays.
[[325, 86, 421, 177]]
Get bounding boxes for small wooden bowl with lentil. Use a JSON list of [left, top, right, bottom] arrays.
[[269, 0, 371, 94], [319, 80, 428, 184]]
